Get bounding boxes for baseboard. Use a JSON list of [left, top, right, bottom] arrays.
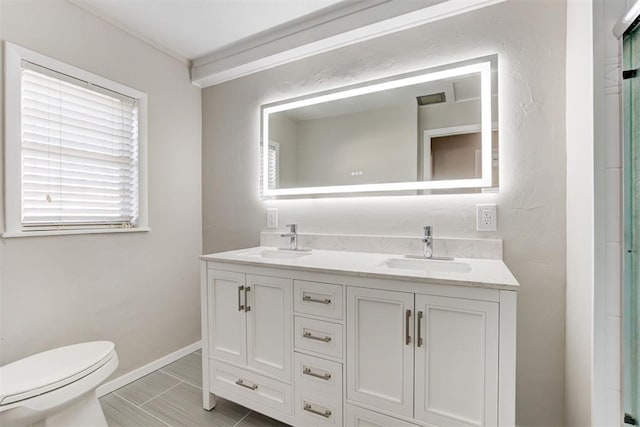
[[96, 340, 202, 397]]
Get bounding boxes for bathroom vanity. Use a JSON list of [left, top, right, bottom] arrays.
[[200, 243, 518, 427]]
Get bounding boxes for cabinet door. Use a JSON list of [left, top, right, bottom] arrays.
[[208, 269, 246, 366], [414, 294, 499, 426], [346, 287, 414, 417], [246, 274, 292, 381]]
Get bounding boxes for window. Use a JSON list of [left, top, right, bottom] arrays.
[[3, 43, 148, 237]]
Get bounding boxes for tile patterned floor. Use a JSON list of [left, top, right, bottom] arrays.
[[99, 350, 290, 427]]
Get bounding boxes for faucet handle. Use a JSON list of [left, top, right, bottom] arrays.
[[423, 225, 432, 237], [286, 224, 297, 233]]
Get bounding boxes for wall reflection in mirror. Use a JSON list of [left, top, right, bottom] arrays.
[[262, 56, 498, 197]]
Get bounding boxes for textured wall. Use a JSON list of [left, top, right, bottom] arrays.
[[202, 0, 567, 424], [0, 0, 202, 379]]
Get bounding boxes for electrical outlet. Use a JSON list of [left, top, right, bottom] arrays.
[[476, 204, 497, 231], [266, 208, 278, 228]]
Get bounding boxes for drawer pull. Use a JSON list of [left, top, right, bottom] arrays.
[[405, 309, 412, 345], [304, 402, 332, 418], [303, 366, 332, 380], [417, 310, 424, 347], [244, 286, 251, 312], [237, 286, 244, 311], [235, 379, 258, 390], [303, 294, 331, 304], [304, 331, 332, 342]]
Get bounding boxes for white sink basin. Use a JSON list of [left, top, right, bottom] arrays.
[[240, 249, 312, 260], [381, 257, 472, 274]]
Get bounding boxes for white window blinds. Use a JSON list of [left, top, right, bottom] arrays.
[[20, 61, 139, 229]]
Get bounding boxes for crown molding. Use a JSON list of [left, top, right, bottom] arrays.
[[191, 0, 390, 68], [191, 0, 506, 88]]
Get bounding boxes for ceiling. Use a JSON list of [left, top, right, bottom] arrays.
[[71, 0, 346, 61], [69, 0, 499, 87]]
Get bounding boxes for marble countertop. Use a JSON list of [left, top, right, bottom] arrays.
[[201, 247, 519, 290]]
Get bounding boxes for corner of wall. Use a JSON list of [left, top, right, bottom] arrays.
[[565, 0, 595, 425]]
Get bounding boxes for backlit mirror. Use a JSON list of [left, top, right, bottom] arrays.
[[261, 56, 498, 197]]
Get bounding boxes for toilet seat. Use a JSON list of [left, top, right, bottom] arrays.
[[0, 341, 115, 406]]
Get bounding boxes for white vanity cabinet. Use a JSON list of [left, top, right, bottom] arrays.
[[201, 249, 517, 427], [414, 294, 499, 426], [292, 278, 345, 427], [207, 269, 292, 381], [346, 287, 500, 426], [346, 287, 414, 417], [203, 267, 294, 421]]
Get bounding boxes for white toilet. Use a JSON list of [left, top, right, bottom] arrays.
[[0, 341, 118, 427]]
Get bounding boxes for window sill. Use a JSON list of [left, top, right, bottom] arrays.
[[1, 227, 151, 238]]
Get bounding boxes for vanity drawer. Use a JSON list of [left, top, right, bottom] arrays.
[[345, 404, 419, 427], [295, 391, 343, 427], [294, 280, 343, 320], [295, 316, 343, 359], [294, 352, 342, 396], [209, 360, 292, 415]]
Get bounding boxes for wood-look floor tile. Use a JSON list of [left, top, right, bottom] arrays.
[[142, 382, 249, 426], [114, 370, 181, 406], [161, 352, 202, 387], [100, 393, 168, 427], [235, 411, 291, 427]]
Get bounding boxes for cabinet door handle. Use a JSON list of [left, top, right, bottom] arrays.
[[244, 286, 251, 312], [405, 309, 412, 345], [303, 331, 332, 342], [303, 402, 332, 418], [238, 286, 244, 311], [303, 367, 332, 380], [303, 294, 331, 304], [235, 379, 258, 390], [417, 311, 424, 347]]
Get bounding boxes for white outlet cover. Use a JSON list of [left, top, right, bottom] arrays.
[[476, 204, 497, 231], [266, 208, 278, 228]]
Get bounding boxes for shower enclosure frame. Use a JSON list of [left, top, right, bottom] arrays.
[[617, 3, 640, 422]]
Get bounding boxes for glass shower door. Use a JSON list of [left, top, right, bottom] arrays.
[[623, 25, 640, 424]]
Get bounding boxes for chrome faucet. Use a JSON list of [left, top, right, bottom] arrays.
[[281, 224, 299, 251], [422, 226, 433, 259], [404, 225, 453, 260]]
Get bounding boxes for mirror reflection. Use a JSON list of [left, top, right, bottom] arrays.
[[262, 57, 498, 197]]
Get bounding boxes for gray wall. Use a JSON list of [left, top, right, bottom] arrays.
[[0, 0, 203, 379], [202, 1, 567, 425]]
